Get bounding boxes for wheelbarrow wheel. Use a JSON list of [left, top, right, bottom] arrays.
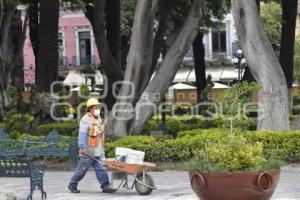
[[135, 173, 155, 195]]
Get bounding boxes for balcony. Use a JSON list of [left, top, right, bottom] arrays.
[[72, 55, 95, 67]]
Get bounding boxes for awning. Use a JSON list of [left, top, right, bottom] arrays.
[[63, 70, 104, 86], [173, 68, 192, 83], [187, 66, 238, 82], [171, 83, 196, 90], [213, 82, 230, 89]]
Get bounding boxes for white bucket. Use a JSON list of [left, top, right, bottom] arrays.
[[126, 149, 145, 164], [115, 147, 145, 164]]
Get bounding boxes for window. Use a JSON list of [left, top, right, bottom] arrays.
[[78, 31, 92, 65], [212, 24, 227, 53]]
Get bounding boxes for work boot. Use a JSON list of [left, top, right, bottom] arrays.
[[102, 185, 117, 193], [68, 184, 80, 193]]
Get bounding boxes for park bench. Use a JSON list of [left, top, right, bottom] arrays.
[[0, 130, 79, 199], [0, 130, 78, 165], [0, 156, 47, 200]]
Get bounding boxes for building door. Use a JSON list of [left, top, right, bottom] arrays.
[[79, 31, 91, 65]]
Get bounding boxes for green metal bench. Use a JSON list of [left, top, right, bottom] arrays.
[[0, 156, 47, 200], [0, 130, 79, 199], [0, 130, 78, 165]]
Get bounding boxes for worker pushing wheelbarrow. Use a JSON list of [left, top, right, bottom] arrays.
[[68, 98, 156, 195], [85, 147, 157, 195]]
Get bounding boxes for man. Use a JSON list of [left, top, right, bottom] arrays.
[[68, 98, 116, 193]]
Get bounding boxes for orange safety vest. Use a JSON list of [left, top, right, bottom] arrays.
[[86, 113, 105, 147]]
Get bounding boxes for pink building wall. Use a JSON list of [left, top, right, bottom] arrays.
[[23, 12, 100, 89]]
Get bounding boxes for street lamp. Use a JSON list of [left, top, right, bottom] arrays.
[[231, 49, 245, 82]]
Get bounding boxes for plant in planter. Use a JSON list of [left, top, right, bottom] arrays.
[[186, 135, 284, 200]]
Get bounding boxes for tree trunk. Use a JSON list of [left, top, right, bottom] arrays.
[[0, 1, 14, 107], [121, 34, 131, 70], [11, 10, 27, 87], [279, 0, 298, 113], [256, 0, 260, 13], [105, 0, 121, 65], [242, 0, 260, 82], [150, 0, 170, 75], [36, 0, 59, 92], [128, 0, 205, 134], [193, 32, 206, 103], [107, 0, 156, 136], [85, 0, 124, 109], [29, 0, 39, 58], [231, 0, 290, 130]]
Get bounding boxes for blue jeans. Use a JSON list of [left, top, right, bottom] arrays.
[[69, 156, 109, 189]]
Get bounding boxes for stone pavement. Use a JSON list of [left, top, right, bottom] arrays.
[[0, 164, 299, 200]]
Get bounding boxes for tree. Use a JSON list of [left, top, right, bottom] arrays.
[[84, 0, 124, 110], [11, 9, 27, 87], [294, 37, 300, 83], [260, 1, 282, 47], [242, 0, 261, 82], [105, 0, 121, 65], [110, 0, 205, 135], [193, 32, 206, 103], [279, 0, 298, 113], [0, 0, 27, 109], [36, 0, 59, 92], [107, 0, 156, 136], [193, 0, 230, 103], [28, 0, 39, 59], [231, 0, 290, 130]]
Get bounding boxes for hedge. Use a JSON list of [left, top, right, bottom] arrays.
[[245, 130, 300, 162], [37, 121, 78, 136], [5, 128, 299, 163], [143, 115, 257, 136], [105, 129, 300, 162], [292, 106, 300, 115], [293, 94, 300, 105]]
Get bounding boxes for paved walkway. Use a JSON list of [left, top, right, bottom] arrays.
[[0, 165, 299, 200]]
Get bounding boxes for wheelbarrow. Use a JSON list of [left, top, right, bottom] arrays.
[[104, 158, 157, 195]]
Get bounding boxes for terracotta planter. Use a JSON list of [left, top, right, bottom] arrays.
[[189, 170, 280, 200]]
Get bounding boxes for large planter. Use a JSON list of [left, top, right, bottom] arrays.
[[189, 170, 280, 200]]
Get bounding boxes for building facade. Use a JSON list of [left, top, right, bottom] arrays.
[[23, 10, 100, 90]]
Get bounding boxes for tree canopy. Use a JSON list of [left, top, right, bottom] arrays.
[[260, 1, 282, 46]]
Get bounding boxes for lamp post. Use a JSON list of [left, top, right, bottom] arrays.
[[231, 49, 245, 82]]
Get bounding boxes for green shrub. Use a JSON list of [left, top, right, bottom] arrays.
[[214, 117, 257, 131], [175, 105, 193, 115], [0, 123, 6, 129], [105, 129, 226, 162], [143, 115, 256, 137], [292, 106, 300, 115], [293, 94, 300, 105], [186, 136, 268, 172], [245, 130, 300, 162], [289, 115, 297, 122], [105, 129, 300, 163], [3, 114, 34, 139], [143, 119, 159, 134], [165, 117, 182, 136], [37, 121, 78, 136]]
